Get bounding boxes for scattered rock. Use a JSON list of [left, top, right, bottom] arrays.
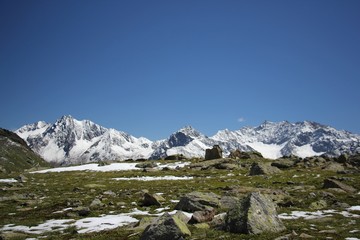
[[249, 162, 282, 175], [165, 154, 187, 160], [336, 154, 348, 163], [228, 150, 263, 159], [173, 211, 191, 224], [136, 161, 158, 169], [205, 145, 223, 160], [74, 206, 91, 216], [190, 158, 238, 170], [209, 213, 227, 230], [309, 199, 327, 210], [89, 198, 104, 209], [175, 191, 221, 212], [15, 174, 27, 183], [133, 216, 155, 230], [299, 233, 315, 238], [322, 162, 345, 172], [188, 207, 216, 224], [224, 192, 286, 234], [141, 193, 165, 207], [271, 159, 295, 169], [140, 212, 191, 240], [323, 178, 357, 193]]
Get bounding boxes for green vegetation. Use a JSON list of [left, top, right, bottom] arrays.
[[0, 157, 359, 239]]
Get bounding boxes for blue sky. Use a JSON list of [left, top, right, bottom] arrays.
[[1, 0, 360, 140]]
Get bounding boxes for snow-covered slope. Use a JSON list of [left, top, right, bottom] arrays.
[[16, 115, 153, 165], [16, 116, 360, 165]]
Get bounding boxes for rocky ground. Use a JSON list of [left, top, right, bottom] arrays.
[[0, 153, 359, 239]]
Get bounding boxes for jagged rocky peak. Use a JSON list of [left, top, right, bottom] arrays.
[[168, 126, 204, 147]]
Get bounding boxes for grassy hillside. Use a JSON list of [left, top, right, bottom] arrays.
[[0, 128, 49, 176]]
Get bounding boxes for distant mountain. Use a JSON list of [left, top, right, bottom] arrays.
[[16, 115, 153, 165], [16, 116, 360, 165], [0, 128, 49, 174]]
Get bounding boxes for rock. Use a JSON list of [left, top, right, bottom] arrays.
[[348, 154, 360, 167], [175, 191, 221, 212], [141, 193, 165, 207], [134, 216, 156, 230], [271, 159, 295, 169], [322, 162, 345, 172], [323, 178, 357, 193], [220, 196, 239, 210], [103, 190, 116, 197], [74, 206, 91, 216], [193, 223, 210, 229], [190, 158, 238, 170], [188, 208, 216, 224], [136, 161, 158, 169], [229, 150, 263, 159], [140, 212, 191, 240], [309, 199, 327, 210], [205, 145, 223, 160], [15, 174, 28, 183], [90, 198, 104, 209], [173, 211, 191, 224], [336, 154, 348, 163], [249, 162, 282, 175], [165, 154, 187, 160], [224, 192, 286, 234], [97, 160, 110, 166], [299, 233, 315, 238], [209, 213, 227, 230]]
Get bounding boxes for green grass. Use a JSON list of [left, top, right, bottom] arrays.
[[1, 158, 359, 239]]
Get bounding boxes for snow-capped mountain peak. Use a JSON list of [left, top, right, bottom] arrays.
[[16, 116, 360, 165]]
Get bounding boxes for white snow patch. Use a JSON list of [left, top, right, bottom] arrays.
[[279, 207, 360, 220], [113, 176, 193, 181], [31, 161, 190, 173], [0, 178, 18, 183], [346, 238, 360, 240], [293, 144, 324, 158], [247, 142, 284, 159], [348, 206, 360, 211]]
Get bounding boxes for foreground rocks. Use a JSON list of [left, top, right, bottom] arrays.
[[225, 192, 286, 234], [175, 191, 221, 212], [140, 213, 191, 240]]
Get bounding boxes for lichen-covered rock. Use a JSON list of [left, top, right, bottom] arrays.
[[140, 213, 191, 240], [229, 150, 263, 159], [249, 162, 282, 175], [323, 178, 357, 193], [188, 207, 216, 224], [224, 192, 286, 234], [175, 191, 221, 212]]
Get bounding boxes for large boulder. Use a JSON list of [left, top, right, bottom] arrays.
[[249, 162, 282, 175], [323, 178, 357, 193], [175, 191, 221, 212], [224, 192, 286, 234], [205, 145, 223, 160], [140, 212, 191, 240]]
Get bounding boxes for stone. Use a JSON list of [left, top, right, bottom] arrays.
[[89, 198, 104, 209], [323, 178, 357, 193], [74, 206, 91, 216], [249, 162, 282, 175], [188, 207, 216, 224], [209, 213, 227, 230], [309, 199, 327, 210], [165, 154, 187, 160], [173, 211, 191, 224], [224, 192, 286, 234], [15, 174, 28, 183], [229, 150, 263, 159], [135, 161, 158, 169], [271, 159, 295, 169], [140, 212, 191, 240], [175, 191, 221, 212], [133, 216, 156, 230], [299, 233, 315, 238], [141, 193, 165, 207], [205, 145, 223, 160], [322, 162, 345, 172]]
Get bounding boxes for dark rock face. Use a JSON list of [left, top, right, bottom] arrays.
[[140, 213, 191, 240], [225, 192, 286, 234], [323, 178, 357, 193], [141, 193, 165, 207], [205, 145, 223, 160], [175, 192, 221, 212], [249, 162, 281, 175]]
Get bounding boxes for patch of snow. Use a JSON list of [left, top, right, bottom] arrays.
[[113, 176, 193, 181], [170, 200, 180, 203], [247, 142, 284, 159], [0, 178, 17, 183], [279, 207, 360, 220], [348, 206, 360, 211], [293, 144, 324, 158], [346, 238, 360, 240]]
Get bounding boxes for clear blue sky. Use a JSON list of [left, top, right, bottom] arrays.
[[1, 0, 360, 140]]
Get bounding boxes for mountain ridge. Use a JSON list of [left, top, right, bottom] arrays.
[[15, 115, 360, 165]]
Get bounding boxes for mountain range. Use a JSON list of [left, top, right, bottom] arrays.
[[15, 115, 360, 165]]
